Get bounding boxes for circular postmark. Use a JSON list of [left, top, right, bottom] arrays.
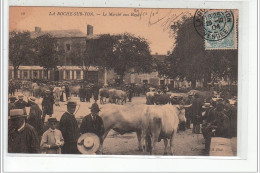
[[193, 9, 234, 41]]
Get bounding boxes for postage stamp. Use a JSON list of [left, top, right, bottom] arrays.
[[194, 9, 238, 50]]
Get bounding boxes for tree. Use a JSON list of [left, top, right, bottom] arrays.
[[9, 31, 35, 79], [34, 34, 61, 79], [85, 33, 153, 84], [162, 17, 238, 89], [110, 33, 153, 84]]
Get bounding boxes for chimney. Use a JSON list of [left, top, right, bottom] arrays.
[[35, 26, 42, 33], [87, 25, 93, 36]]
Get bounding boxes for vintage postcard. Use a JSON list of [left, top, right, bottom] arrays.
[[7, 7, 238, 157]]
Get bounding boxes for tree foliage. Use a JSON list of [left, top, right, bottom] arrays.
[[160, 17, 238, 88], [34, 34, 61, 78], [85, 33, 153, 83], [9, 31, 35, 78]]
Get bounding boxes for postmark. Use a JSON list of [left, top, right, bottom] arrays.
[[194, 9, 237, 50]]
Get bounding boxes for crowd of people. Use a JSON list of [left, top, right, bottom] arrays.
[[184, 93, 237, 154], [8, 79, 237, 155]]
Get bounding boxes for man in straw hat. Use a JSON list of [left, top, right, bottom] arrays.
[[80, 103, 105, 153], [8, 109, 40, 153], [27, 97, 43, 137], [14, 94, 29, 115], [59, 101, 80, 154], [41, 118, 64, 154]]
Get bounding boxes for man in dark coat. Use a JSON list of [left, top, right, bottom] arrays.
[[85, 86, 92, 102], [65, 85, 70, 100], [191, 93, 203, 134], [80, 103, 105, 143], [8, 109, 40, 153], [27, 97, 43, 137], [8, 96, 17, 115], [41, 90, 54, 123], [201, 102, 230, 154], [59, 101, 80, 154], [79, 85, 85, 102]]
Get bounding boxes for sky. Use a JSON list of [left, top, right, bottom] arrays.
[[9, 7, 195, 55]]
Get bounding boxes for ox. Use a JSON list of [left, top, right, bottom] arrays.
[[109, 89, 127, 105], [146, 92, 156, 105], [99, 104, 147, 151], [141, 105, 186, 155], [69, 85, 80, 97], [99, 88, 110, 104]]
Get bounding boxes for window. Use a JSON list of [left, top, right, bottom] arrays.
[[143, 80, 148, 84], [76, 71, 81, 80], [66, 71, 70, 79], [23, 71, 28, 79], [33, 71, 37, 78], [66, 44, 71, 52]]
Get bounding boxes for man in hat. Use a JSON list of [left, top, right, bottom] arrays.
[[79, 85, 85, 102], [8, 109, 40, 153], [191, 93, 203, 134], [80, 103, 105, 152], [65, 85, 70, 101], [8, 96, 17, 115], [41, 118, 64, 154], [59, 101, 80, 154], [14, 94, 29, 115], [27, 97, 43, 137], [202, 102, 230, 154], [42, 90, 54, 123]]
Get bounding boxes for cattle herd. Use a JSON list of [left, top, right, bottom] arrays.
[[8, 79, 238, 155]]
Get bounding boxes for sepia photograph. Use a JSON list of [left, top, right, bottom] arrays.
[[7, 7, 238, 156]]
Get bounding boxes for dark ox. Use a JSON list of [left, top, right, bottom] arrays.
[[141, 105, 186, 155]]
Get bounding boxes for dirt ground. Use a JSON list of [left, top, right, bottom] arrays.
[[20, 91, 236, 156]]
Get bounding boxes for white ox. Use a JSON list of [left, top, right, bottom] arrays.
[[141, 105, 186, 155], [99, 104, 147, 151]]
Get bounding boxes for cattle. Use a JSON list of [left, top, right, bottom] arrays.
[[188, 90, 213, 102], [69, 85, 80, 97], [141, 105, 186, 155], [109, 89, 127, 105], [154, 93, 171, 105], [99, 88, 110, 104], [146, 92, 156, 105], [167, 92, 188, 105], [99, 104, 147, 152], [33, 84, 49, 98]]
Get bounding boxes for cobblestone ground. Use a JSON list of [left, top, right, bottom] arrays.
[[18, 91, 236, 156]]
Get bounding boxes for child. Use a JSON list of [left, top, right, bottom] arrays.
[[40, 118, 64, 154]]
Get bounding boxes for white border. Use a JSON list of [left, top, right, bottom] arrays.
[[1, 0, 258, 172]]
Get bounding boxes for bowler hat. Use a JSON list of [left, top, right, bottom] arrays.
[[66, 101, 77, 107], [9, 96, 17, 101], [9, 109, 27, 119], [18, 94, 24, 99], [48, 117, 58, 122], [89, 103, 101, 112], [77, 133, 100, 154]]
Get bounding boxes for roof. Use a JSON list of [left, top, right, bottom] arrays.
[[30, 29, 86, 38]]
